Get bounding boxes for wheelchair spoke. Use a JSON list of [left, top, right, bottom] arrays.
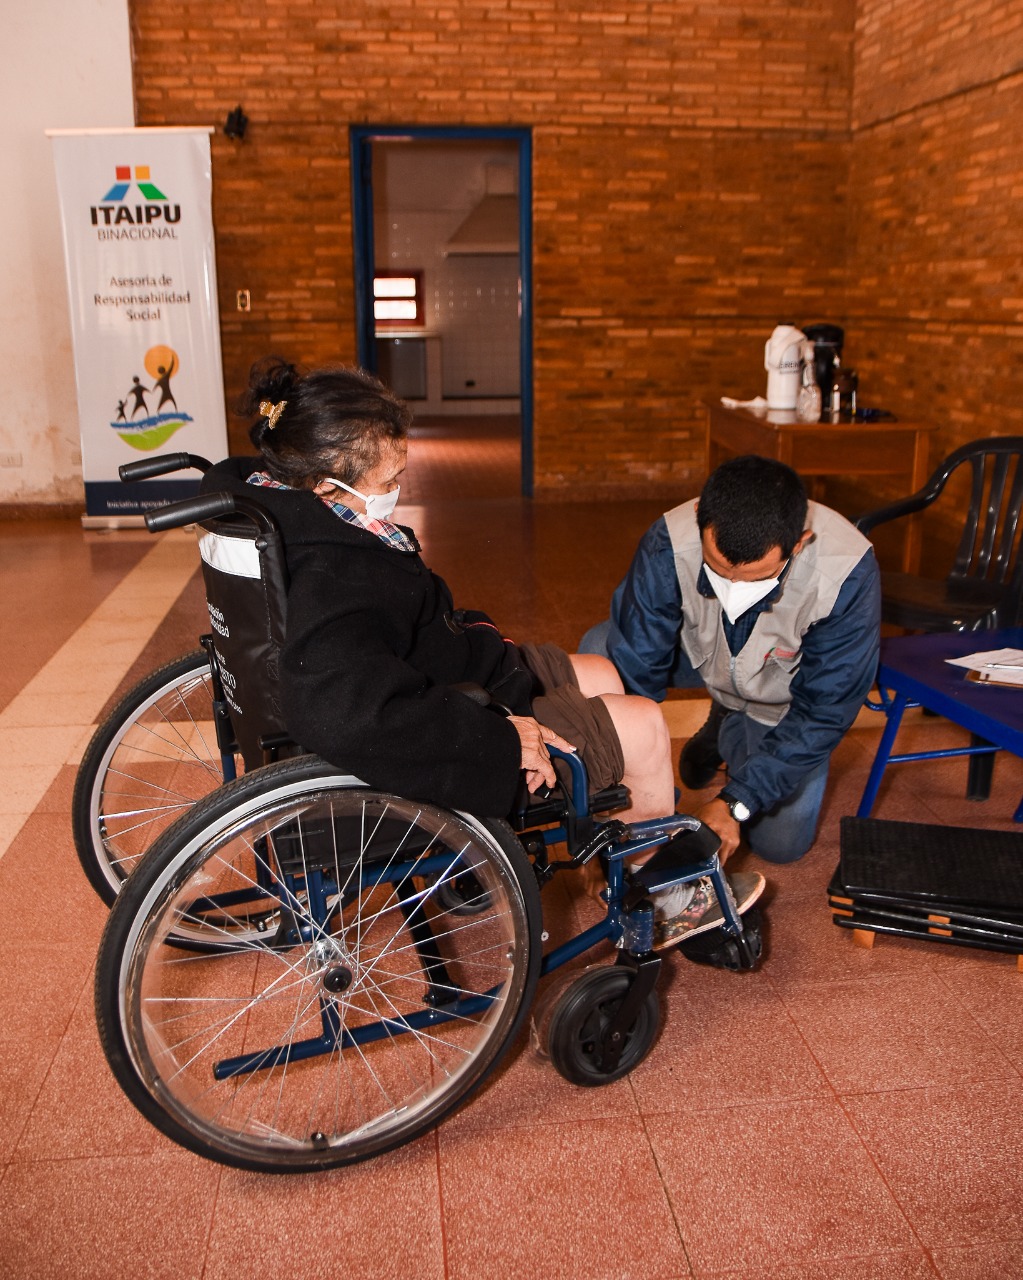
[[76, 654, 241, 903]]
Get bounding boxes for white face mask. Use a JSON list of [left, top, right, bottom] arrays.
[[703, 561, 782, 625], [326, 478, 401, 522]]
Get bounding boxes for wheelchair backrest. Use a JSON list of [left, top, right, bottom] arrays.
[[196, 508, 292, 771]]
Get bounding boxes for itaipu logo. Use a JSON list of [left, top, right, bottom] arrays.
[[112, 345, 194, 451], [90, 165, 181, 239]]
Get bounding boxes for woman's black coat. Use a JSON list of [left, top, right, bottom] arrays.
[[202, 458, 529, 816]]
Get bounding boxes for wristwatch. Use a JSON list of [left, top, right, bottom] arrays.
[[720, 793, 751, 823]]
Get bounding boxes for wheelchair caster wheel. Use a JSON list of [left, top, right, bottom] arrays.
[[677, 904, 764, 971], [546, 967, 659, 1086]]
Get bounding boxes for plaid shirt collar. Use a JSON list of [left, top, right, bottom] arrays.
[[247, 471, 418, 553]]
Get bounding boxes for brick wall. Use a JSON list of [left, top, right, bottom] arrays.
[[129, 1, 1023, 504], [843, 0, 1023, 507], [129, 0, 855, 495]]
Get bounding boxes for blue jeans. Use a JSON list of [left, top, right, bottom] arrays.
[[717, 712, 829, 864], [579, 620, 829, 861]]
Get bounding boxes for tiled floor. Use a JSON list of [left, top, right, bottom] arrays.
[[2, 418, 1023, 1280]]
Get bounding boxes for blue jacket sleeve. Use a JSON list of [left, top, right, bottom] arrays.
[[605, 518, 684, 701], [723, 550, 882, 816]]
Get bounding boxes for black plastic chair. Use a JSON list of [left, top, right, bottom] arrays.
[[854, 435, 1023, 632], [855, 436, 1023, 801]]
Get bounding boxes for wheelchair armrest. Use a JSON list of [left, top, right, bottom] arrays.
[[449, 682, 492, 707]]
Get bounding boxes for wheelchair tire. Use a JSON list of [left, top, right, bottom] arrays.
[[95, 756, 543, 1172], [72, 650, 239, 905], [546, 966, 659, 1087]]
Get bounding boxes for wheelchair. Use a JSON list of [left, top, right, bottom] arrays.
[[91, 455, 764, 1174]]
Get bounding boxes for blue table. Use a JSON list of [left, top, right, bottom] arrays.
[[857, 627, 1023, 822]]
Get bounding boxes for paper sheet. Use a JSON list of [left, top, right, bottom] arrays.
[[946, 648, 1023, 685]]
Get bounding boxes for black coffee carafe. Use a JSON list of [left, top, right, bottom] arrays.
[[802, 324, 844, 418]]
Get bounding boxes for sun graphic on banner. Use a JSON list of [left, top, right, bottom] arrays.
[[111, 345, 194, 450]]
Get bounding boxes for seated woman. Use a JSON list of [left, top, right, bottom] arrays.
[[202, 357, 762, 947]]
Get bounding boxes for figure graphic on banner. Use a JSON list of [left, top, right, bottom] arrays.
[[126, 376, 151, 418], [153, 354, 177, 411], [110, 344, 194, 452]]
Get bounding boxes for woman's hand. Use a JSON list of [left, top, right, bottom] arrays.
[[507, 716, 576, 792]]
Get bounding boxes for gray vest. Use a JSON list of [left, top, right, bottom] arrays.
[[664, 500, 871, 725]]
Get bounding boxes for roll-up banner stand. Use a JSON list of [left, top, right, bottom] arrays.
[[48, 127, 228, 525]]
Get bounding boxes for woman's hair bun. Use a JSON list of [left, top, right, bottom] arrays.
[[238, 355, 300, 419], [253, 355, 298, 397]]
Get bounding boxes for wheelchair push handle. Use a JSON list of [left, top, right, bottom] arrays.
[[144, 493, 239, 532], [119, 453, 213, 483]]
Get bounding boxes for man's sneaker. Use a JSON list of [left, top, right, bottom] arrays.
[[653, 871, 766, 951], [678, 700, 728, 789]]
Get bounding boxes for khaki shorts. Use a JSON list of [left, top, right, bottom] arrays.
[[518, 642, 625, 792]]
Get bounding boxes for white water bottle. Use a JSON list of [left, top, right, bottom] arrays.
[[765, 325, 805, 409]]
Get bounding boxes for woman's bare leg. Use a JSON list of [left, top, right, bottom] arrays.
[[569, 649, 673, 904], [570, 652, 625, 698], [570, 652, 673, 822], [597, 693, 674, 823]]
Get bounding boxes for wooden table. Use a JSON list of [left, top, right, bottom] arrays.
[[706, 403, 936, 572]]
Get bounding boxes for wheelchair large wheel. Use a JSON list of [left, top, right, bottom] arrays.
[[72, 650, 239, 904], [96, 757, 543, 1172]]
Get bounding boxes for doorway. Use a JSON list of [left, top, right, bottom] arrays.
[[350, 126, 533, 496]]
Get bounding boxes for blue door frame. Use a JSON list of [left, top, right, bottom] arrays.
[[349, 125, 534, 497]]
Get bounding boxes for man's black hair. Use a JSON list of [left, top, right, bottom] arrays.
[[697, 455, 808, 563]]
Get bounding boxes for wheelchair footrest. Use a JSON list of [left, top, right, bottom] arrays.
[[628, 823, 722, 894]]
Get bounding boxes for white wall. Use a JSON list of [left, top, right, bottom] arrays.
[[1, 0, 133, 506]]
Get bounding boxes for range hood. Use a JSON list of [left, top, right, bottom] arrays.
[[445, 166, 519, 256]]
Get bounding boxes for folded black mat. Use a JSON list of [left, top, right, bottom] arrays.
[[837, 816, 1023, 914]]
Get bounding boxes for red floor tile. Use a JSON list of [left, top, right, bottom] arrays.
[[0, 813, 107, 949], [0, 1151, 219, 1280], [844, 1082, 1023, 1249], [934, 965, 1023, 1073], [931, 1239, 1023, 1279], [778, 973, 1017, 1095], [701, 1254, 938, 1280], [0, 1038, 59, 1165], [629, 959, 831, 1114], [0, 944, 93, 1045], [205, 1139, 444, 1280], [439, 1116, 691, 1279], [647, 1099, 919, 1276], [15, 985, 169, 1162], [760, 879, 936, 996]]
